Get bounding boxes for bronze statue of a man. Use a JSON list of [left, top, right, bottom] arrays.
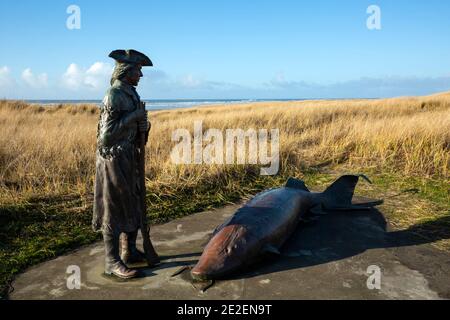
[[93, 49, 159, 279]]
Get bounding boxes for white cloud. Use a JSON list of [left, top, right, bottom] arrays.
[[85, 62, 113, 89], [180, 74, 202, 88], [62, 63, 83, 90], [62, 62, 113, 91], [148, 72, 241, 91], [0, 66, 15, 88], [266, 72, 312, 90], [2, 62, 450, 99], [259, 73, 450, 98], [149, 69, 169, 82], [21, 68, 48, 88]]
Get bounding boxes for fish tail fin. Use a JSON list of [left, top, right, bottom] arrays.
[[322, 175, 371, 208]]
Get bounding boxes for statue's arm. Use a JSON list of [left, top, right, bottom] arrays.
[[101, 90, 145, 144]]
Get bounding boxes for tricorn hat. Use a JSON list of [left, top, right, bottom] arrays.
[[108, 49, 153, 67]]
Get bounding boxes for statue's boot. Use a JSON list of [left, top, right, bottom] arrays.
[[121, 230, 161, 266], [120, 231, 146, 264], [103, 231, 138, 279]]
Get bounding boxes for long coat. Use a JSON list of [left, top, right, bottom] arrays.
[[92, 79, 144, 234]]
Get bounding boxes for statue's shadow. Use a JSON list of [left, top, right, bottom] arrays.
[[226, 207, 450, 280]]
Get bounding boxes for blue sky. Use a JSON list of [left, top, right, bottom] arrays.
[[1, 0, 450, 99]]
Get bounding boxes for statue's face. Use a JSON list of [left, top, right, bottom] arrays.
[[126, 66, 143, 86]]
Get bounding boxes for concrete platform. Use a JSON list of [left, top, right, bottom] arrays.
[[9, 199, 450, 300]]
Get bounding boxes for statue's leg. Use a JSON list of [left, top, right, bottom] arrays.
[[103, 230, 138, 279], [120, 230, 146, 264]]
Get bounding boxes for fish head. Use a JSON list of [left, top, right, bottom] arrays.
[[191, 224, 252, 280]]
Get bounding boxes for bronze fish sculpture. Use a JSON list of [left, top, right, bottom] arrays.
[[190, 175, 381, 281]]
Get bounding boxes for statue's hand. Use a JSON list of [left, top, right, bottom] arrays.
[[132, 109, 147, 121], [124, 109, 147, 127], [138, 120, 150, 133], [138, 111, 149, 132]]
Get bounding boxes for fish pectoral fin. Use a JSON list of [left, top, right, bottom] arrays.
[[322, 204, 376, 212], [299, 216, 320, 224], [170, 265, 193, 277], [315, 199, 383, 213], [191, 279, 215, 293], [352, 199, 384, 207], [263, 244, 281, 256]]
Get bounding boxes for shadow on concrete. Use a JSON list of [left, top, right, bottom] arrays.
[[159, 252, 203, 260], [132, 252, 203, 278], [223, 207, 450, 280]]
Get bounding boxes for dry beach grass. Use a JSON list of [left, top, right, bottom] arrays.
[[0, 94, 448, 197], [0, 94, 449, 298]]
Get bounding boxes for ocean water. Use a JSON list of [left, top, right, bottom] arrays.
[[142, 99, 256, 110], [25, 99, 301, 111]]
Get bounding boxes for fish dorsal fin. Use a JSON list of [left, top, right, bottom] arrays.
[[285, 178, 310, 192]]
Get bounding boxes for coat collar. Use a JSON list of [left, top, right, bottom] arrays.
[[113, 79, 139, 100]]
